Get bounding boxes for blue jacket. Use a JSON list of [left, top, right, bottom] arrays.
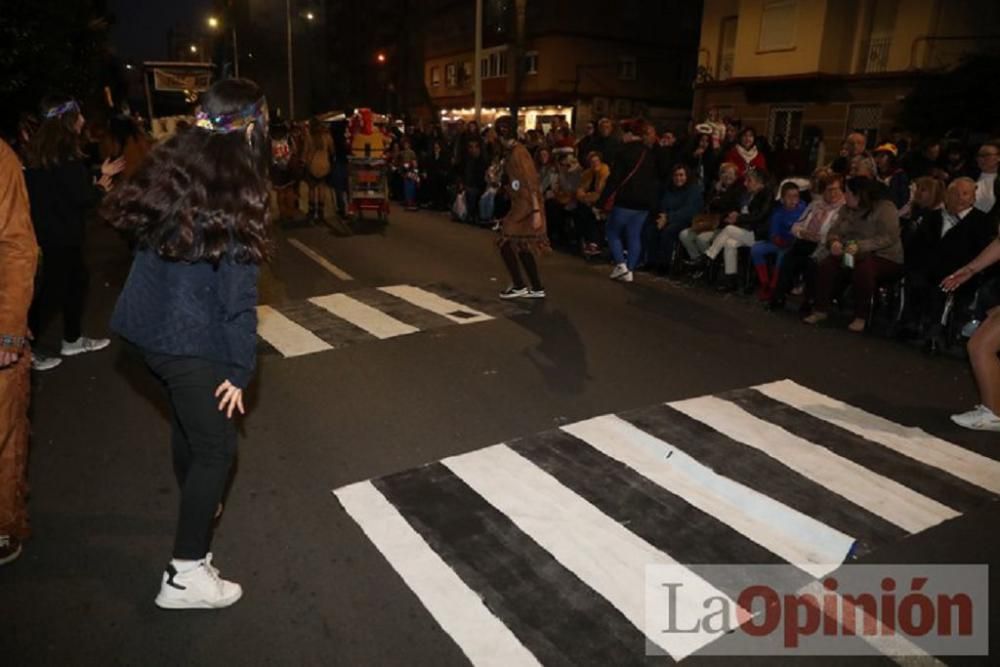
[[660, 183, 704, 226], [111, 250, 259, 388], [768, 200, 807, 245]]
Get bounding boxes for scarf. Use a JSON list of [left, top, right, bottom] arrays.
[[735, 144, 759, 165]]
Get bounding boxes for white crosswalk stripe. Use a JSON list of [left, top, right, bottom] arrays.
[[256, 285, 503, 357], [333, 380, 997, 665]]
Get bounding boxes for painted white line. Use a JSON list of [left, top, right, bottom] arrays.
[[756, 379, 1000, 495], [563, 415, 854, 578], [288, 238, 353, 281], [443, 443, 741, 661], [256, 305, 332, 357], [334, 482, 540, 667], [378, 285, 493, 324], [309, 293, 419, 340], [670, 396, 960, 534]]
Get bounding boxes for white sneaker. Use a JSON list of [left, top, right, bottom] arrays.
[[60, 337, 110, 356], [950, 405, 1000, 432], [31, 352, 62, 371], [499, 286, 529, 299], [609, 263, 629, 280], [620, 271, 634, 283], [525, 289, 546, 299], [154, 559, 243, 609]]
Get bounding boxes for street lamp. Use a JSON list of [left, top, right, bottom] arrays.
[[189, 44, 198, 54], [376, 52, 387, 64], [207, 14, 239, 78], [305, 11, 315, 20]]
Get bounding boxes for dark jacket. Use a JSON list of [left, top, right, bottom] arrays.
[[660, 183, 705, 228], [731, 187, 775, 239], [706, 182, 745, 215], [458, 152, 487, 190], [599, 142, 660, 212], [589, 134, 622, 164], [111, 250, 259, 389], [25, 160, 100, 247], [905, 207, 998, 281]]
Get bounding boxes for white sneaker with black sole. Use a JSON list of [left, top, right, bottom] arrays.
[[499, 286, 529, 300], [525, 289, 546, 299], [31, 353, 62, 371], [154, 558, 243, 609], [609, 263, 629, 280], [61, 337, 110, 357], [950, 405, 1000, 432]]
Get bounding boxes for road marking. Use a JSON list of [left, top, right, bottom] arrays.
[[378, 285, 492, 324], [443, 443, 741, 661], [309, 293, 419, 339], [288, 238, 353, 281], [670, 396, 960, 534], [256, 305, 332, 357], [334, 481, 541, 667]]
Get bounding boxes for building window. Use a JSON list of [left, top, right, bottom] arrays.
[[480, 48, 509, 79], [847, 104, 882, 148], [524, 51, 538, 75], [618, 56, 636, 80], [758, 0, 798, 52], [768, 105, 804, 148], [446, 63, 458, 87], [430, 66, 441, 87], [462, 61, 473, 84], [718, 16, 738, 80]]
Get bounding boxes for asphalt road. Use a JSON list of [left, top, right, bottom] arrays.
[[3, 207, 997, 666]]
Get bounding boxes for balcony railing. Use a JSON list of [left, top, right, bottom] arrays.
[[863, 36, 892, 73]]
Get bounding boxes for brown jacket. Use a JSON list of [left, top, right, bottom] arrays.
[[0, 140, 39, 353], [827, 199, 904, 264], [500, 143, 548, 253]]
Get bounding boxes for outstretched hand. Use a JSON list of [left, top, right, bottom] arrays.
[[941, 266, 974, 293]]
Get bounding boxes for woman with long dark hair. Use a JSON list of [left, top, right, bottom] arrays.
[[103, 79, 271, 609], [26, 95, 125, 371]]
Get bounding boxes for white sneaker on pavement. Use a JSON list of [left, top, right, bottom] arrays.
[[609, 263, 629, 280], [950, 405, 1000, 432], [620, 271, 634, 283], [154, 558, 243, 609], [60, 337, 110, 357], [31, 352, 62, 371], [525, 289, 546, 299], [499, 286, 529, 300]]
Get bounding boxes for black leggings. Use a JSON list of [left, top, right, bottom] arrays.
[[29, 244, 88, 345], [143, 351, 238, 560], [499, 241, 543, 291]]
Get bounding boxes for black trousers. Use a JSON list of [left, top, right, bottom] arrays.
[[772, 239, 818, 304], [500, 241, 543, 291], [143, 351, 238, 560], [28, 244, 88, 345]]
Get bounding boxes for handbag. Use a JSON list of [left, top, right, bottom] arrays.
[[602, 149, 646, 213], [690, 213, 720, 234]]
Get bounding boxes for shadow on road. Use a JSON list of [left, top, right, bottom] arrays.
[[515, 303, 591, 395]]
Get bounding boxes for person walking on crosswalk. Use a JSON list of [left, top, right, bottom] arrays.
[[498, 142, 548, 299], [103, 79, 271, 608]]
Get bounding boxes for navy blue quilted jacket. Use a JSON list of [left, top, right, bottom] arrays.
[[111, 249, 259, 388]]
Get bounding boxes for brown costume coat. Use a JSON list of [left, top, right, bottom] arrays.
[[499, 143, 549, 254]]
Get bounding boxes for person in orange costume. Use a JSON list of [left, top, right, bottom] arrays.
[[0, 138, 40, 566]]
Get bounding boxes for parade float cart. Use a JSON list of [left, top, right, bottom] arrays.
[[343, 110, 392, 221], [142, 61, 215, 140]]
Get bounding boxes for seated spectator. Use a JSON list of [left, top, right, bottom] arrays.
[[545, 153, 582, 246], [974, 139, 999, 219], [700, 168, 774, 292], [598, 119, 660, 283], [648, 164, 704, 273], [943, 144, 973, 182], [901, 175, 945, 241], [680, 162, 743, 272], [849, 154, 877, 179], [574, 151, 610, 256], [725, 127, 767, 181], [903, 138, 946, 180], [683, 132, 718, 188], [901, 177, 997, 348], [804, 177, 903, 333], [751, 181, 806, 301], [831, 132, 868, 175], [873, 143, 910, 210], [769, 172, 846, 310]]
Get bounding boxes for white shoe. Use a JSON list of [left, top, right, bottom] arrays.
[[31, 353, 62, 371], [620, 271, 634, 283], [154, 558, 243, 609], [609, 263, 629, 280], [950, 405, 1000, 432], [499, 286, 529, 300], [525, 289, 546, 299], [61, 337, 110, 356]]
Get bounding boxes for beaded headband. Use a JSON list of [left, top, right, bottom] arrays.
[[44, 100, 80, 119], [194, 97, 268, 134]]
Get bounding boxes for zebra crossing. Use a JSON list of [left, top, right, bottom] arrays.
[[256, 284, 522, 357], [333, 380, 1000, 664]]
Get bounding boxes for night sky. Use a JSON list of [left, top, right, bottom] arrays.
[[109, 0, 214, 62]]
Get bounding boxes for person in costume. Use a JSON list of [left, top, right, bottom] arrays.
[[497, 142, 548, 299]]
